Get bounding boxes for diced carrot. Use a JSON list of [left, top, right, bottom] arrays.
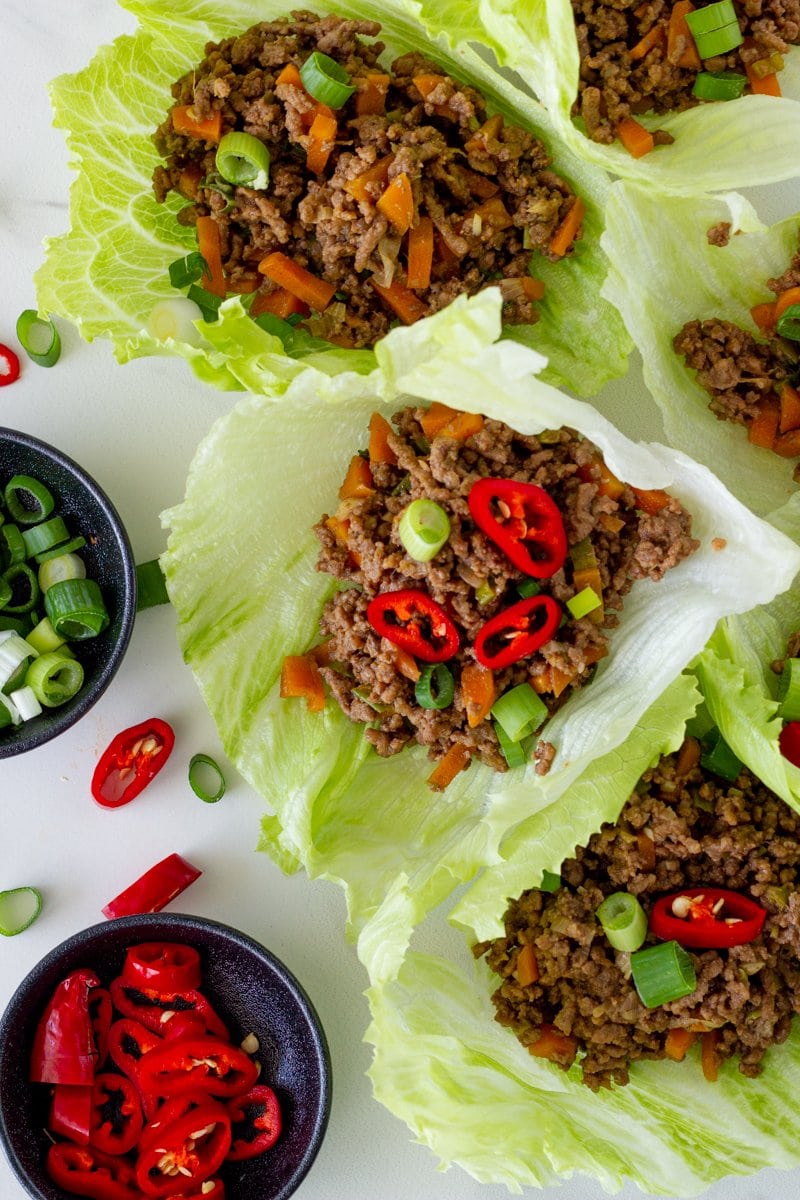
[[376, 172, 415, 235], [226, 275, 260, 294], [675, 735, 701, 776], [195, 216, 226, 299], [427, 743, 471, 791], [280, 654, 326, 712], [391, 645, 421, 682], [412, 73, 444, 99], [407, 217, 434, 290], [617, 116, 655, 159], [528, 1025, 578, 1063], [637, 830, 656, 870], [439, 411, 484, 441], [250, 287, 310, 320], [667, 1, 701, 68], [631, 487, 671, 514], [779, 383, 800, 434], [369, 277, 428, 325], [775, 286, 800, 320], [549, 196, 586, 258], [750, 301, 776, 331], [461, 663, 496, 728], [258, 251, 335, 311], [177, 164, 204, 200], [514, 944, 539, 986], [434, 229, 462, 271], [522, 277, 546, 302], [773, 428, 800, 459], [629, 24, 667, 59], [305, 110, 338, 174], [338, 454, 374, 500], [356, 73, 391, 116], [368, 411, 397, 465], [531, 669, 551, 695], [747, 398, 780, 450], [456, 166, 500, 200], [171, 105, 223, 144], [701, 1031, 720, 1082], [664, 1028, 697, 1062], [582, 458, 626, 500], [344, 154, 395, 204], [465, 113, 504, 153], [746, 64, 782, 95], [309, 641, 332, 667], [461, 196, 514, 237], [276, 62, 303, 88], [299, 100, 336, 131], [420, 402, 458, 439], [324, 515, 350, 547], [550, 667, 574, 698]]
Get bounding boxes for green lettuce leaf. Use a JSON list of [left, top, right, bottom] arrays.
[[36, 0, 630, 397], [161, 291, 800, 978], [406, 0, 800, 192]]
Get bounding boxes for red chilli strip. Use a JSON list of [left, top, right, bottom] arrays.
[[366, 589, 460, 663], [474, 595, 562, 670], [91, 718, 175, 809], [226, 1084, 283, 1160], [30, 968, 101, 1085], [468, 478, 568, 578], [649, 887, 766, 949], [101, 853, 202, 920], [0, 344, 21, 386]]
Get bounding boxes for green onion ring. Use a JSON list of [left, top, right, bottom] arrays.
[[566, 585, 602, 620], [188, 753, 226, 803], [136, 559, 170, 610], [44, 578, 109, 639], [777, 304, 800, 342], [215, 131, 271, 189], [415, 663, 455, 710], [517, 579, 541, 599], [699, 727, 742, 781], [25, 652, 84, 707], [398, 498, 451, 562], [692, 71, 746, 101], [491, 683, 547, 743], [4, 475, 55, 526], [684, 0, 738, 34], [35, 536, 87, 566], [21, 516, 69, 559], [630, 940, 697, 1008], [168, 251, 210, 289], [2, 563, 40, 614], [538, 870, 562, 892], [0, 886, 43, 935], [493, 720, 532, 768], [1, 524, 26, 568], [690, 21, 743, 58], [15, 310, 62, 368], [186, 284, 223, 322], [596, 892, 648, 952], [299, 51, 356, 108]]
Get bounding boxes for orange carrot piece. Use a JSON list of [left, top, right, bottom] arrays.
[[461, 663, 496, 728], [324, 515, 350, 547], [376, 171, 415, 234], [392, 646, 421, 682], [368, 411, 398, 465], [439, 411, 485, 441], [427, 743, 472, 791], [617, 116, 655, 159], [461, 196, 514, 236], [664, 1028, 697, 1062], [631, 487, 671, 514], [276, 62, 303, 87], [412, 73, 444, 99], [420, 402, 458, 439], [309, 641, 332, 667], [747, 398, 781, 450], [407, 217, 434, 290], [344, 154, 395, 204], [251, 286, 310, 320], [629, 24, 667, 59], [280, 654, 326, 712], [590, 460, 626, 499], [775, 286, 800, 319], [258, 251, 335, 311], [195, 216, 226, 299], [528, 1025, 578, 1063], [171, 105, 222, 144], [514, 944, 539, 987], [637, 831, 656, 870], [339, 454, 374, 500], [356, 73, 391, 115], [226, 275, 260, 294], [750, 301, 776, 331], [550, 667, 574, 698], [780, 383, 800, 434], [701, 1031, 720, 1082], [369, 277, 427, 325], [522, 277, 546, 302], [773, 428, 800, 459], [675, 735, 701, 776], [549, 196, 586, 258], [305, 109, 338, 174], [456, 166, 500, 200], [465, 113, 504, 153], [667, 1, 701, 68], [746, 64, 782, 95]]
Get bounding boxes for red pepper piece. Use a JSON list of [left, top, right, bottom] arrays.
[[134, 1100, 232, 1197], [30, 968, 101, 1085], [137, 1035, 259, 1101], [109, 976, 229, 1040], [474, 595, 562, 670], [122, 943, 202, 994], [101, 853, 202, 919], [46, 1142, 139, 1200], [366, 589, 460, 662], [779, 721, 800, 768], [138, 1092, 213, 1154], [49, 1084, 94, 1145], [91, 718, 175, 808], [173, 1179, 225, 1199], [89, 987, 113, 1067], [0, 344, 21, 387], [162, 1012, 213, 1042], [107, 1018, 164, 1120], [468, 478, 567, 578], [649, 887, 766, 949], [226, 1084, 282, 1160], [89, 1071, 144, 1156]]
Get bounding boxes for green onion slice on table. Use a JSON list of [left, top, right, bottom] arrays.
[[398, 499, 450, 562], [0, 886, 43, 936], [630, 940, 697, 1007], [15, 310, 61, 368], [215, 131, 271, 189], [596, 892, 647, 952], [136, 559, 170, 610], [299, 51, 356, 107], [188, 753, 226, 803]]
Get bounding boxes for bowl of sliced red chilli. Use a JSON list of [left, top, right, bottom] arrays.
[[0, 912, 331, 1200]]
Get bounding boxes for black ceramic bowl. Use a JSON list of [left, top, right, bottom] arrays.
[[0, 428, 136, 756], [0, 913, 331, 1200]]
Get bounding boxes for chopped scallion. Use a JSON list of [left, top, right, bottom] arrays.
[[188, 752, 227, 803], [777, 304, 800, 342], [21, 516, 69, 558], [44, 578, 109, 640], [0, 886, 43, 936], [517, 580, 541, 599], [4, 475, 54, 526], [15, 310, 62, 368], [38, 552, 86, 593], [147, 297, 205, 343], [136, 559, 170, 610], [630, 940, 697, 1008], [168, 251, 210, 289], [299, 51, 356, 108], [566, 586, 602, 620], [186, 284, 223, 323], [2, 562, 40, 613], [415, 663, 455, 709], [216, 131, 271, 189], [25, 651, 84, 707], [596, 892, 647, 952], [692, 70, 746, 100], [493, 719, 533, 768], [491, 683, 547, 743], [700, 727, 742, 781], [538, 870, 562, 892], [398, 499, 451, 562]]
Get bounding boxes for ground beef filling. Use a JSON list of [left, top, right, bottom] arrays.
[[673, 235, 800, 475], [479, 748, 800, 1089], [313, 408, 698, 775], [573, 0, 799, 144], [152, 11, 582, 348]]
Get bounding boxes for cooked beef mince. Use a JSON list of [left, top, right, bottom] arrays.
[[573, 0, 799, 145], [152, 12, 583, 349], [478, 745, 800, 1089], [312, 406, 698, 778], [673, 234, 800, 475]]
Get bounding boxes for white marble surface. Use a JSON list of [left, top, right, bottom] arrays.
[[1, 3, 799, 1199]]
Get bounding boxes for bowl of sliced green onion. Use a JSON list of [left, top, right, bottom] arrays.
[[0, 428, 136, 756]]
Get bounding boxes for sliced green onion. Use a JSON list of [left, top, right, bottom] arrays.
[[253, 313, 296, 345], [25, 652, 84, 707], [596, 892, 648, 952], [168, 251, 210, 289], [44, 579, 109, 640], [26, 617, 66, 656], [475, 580, 496, 606], [216, 131, 271, 189], [630, 940, 697, 1008], [299, 51, 356, 108], [136, 559, 170, 610], [0, 886, 43, 936], [0, 633, 37, 688], [566, 586, 602, 620], [3, 657, 30, 694], [186, 285, 223, 323], [415, 663, 455, 709], [0, 694, 17, 728], [188, 753, 227, 803], [38, 552, 86, 593], [147, 296, 205, 343], [777, 304, 800, 342], [700, 727, 742, 781], [2, 563, 40, 613], [4, 475, 55, 526], [35, 535, 86, 565], [690, 20, 743, 57], [493, 720, 532, 768], [352, 685, 390, 712], [0, 578, 10, 610], [539, 870, 561, 892], [491, 683, 547, 743], [517, 580, 541, 599], [778, 658, 800, 721], [0, 523, 25, 568], [9, 685, 42, 722], [15, 310, 62, 368], [398, 499, 451, 562], [692, 70, 746, 100], [0, 614, 33, 635], [684, 0, 737, 33], [22, 516, 69, 558]]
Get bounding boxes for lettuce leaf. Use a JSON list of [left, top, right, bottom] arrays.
[[161, 290, 800, 978], [36, 0, 630, 398], [406, 0, 800, 192]]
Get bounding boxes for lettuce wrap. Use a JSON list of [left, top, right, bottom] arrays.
[[35, 0, 630, 398], [407, 0, 800, 193], [160, 290, 800, 980]]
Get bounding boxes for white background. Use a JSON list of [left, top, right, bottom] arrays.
[[1, 3, 797, 1199]]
